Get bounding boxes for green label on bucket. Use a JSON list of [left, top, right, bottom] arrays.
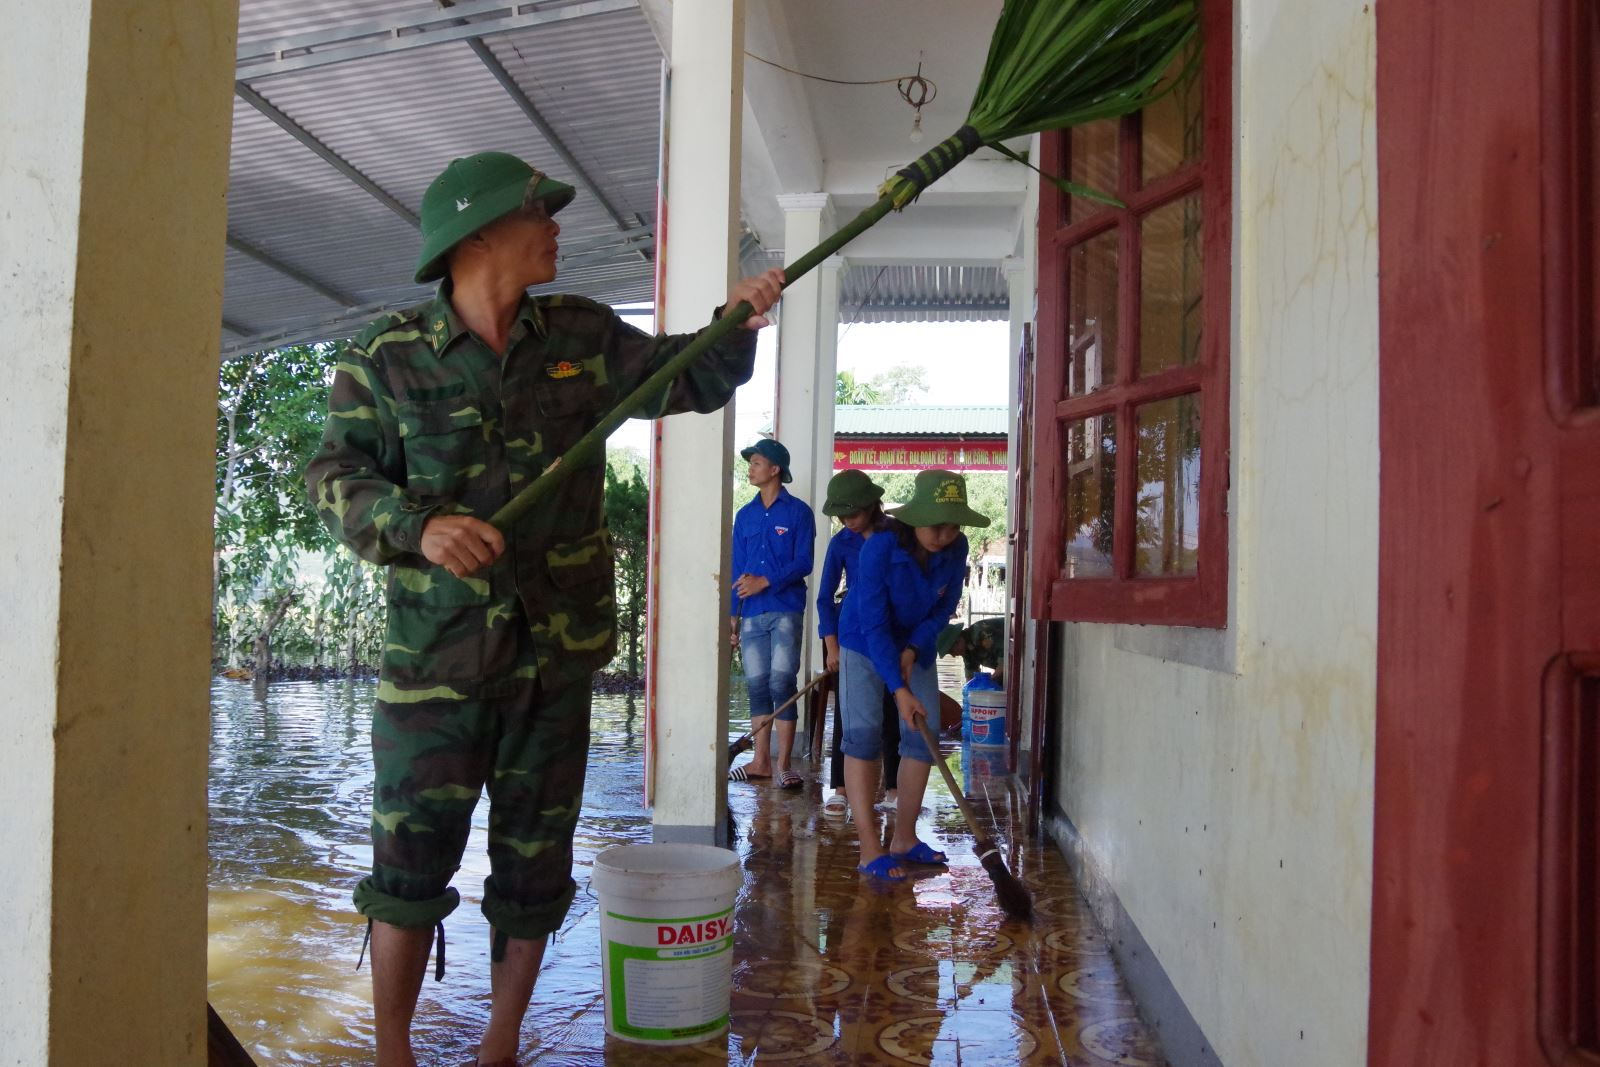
[[603, 908, 734, 1041]]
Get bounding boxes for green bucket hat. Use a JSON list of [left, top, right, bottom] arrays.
[[936, 623, 964, 656], [887, 469, 991, 528], [739, 438, 792, 484], [414, 151, 576, 284], [822, 469, 885, 516]]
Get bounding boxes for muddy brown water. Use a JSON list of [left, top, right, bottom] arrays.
[[207, 678, 750, 1065]]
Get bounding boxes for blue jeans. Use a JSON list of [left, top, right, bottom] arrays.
[[741, 611, 803, 721], [838, 646, 934, 763]]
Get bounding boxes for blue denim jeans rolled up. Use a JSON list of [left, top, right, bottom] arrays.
[[838, 646, 934, 763], [740, 610, 803, 721]]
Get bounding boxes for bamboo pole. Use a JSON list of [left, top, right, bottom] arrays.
[[489, 136, 968, 533]]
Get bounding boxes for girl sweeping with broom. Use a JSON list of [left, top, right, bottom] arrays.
[[836, 469, 990, 881], [817, 470, 901, 817]]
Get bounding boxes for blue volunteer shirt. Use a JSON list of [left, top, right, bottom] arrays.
[[815, 527, 863, 639], [729, 486, 816, 616], [837, 527, 968, 691]]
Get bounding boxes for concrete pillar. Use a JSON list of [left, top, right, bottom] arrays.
[[807, 258, 845, 671], [0, 2, 237, 1063], [648, 0, 744, 844], [772, 194, 838, 676]]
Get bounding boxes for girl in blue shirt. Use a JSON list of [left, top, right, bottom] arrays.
[[836, 470, 990, 882], [815, 470, 899, 817]]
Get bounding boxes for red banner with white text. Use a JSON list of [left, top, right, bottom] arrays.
[[832, 438, 1009, 472]]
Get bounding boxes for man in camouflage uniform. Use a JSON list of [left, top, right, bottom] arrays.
[[306, 150, 782, 1067], [938, 616, 1007, 686]]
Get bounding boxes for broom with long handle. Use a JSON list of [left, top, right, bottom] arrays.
[[488, 0, 1197, 533], [911, 712, 1034, 921], [727, 671, 833, 762]]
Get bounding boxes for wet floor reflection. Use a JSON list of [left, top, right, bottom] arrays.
[[208, 681, 1163, 1064]]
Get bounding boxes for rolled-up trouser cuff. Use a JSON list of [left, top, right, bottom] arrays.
[[481, 875, 577, 940], [353, 875, 461, 929]]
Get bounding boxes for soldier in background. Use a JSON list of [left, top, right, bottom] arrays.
[[938, 616, 1006, 687], [307, 151, 782, 1067]]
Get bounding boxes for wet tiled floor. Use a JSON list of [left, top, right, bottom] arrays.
[[207, 681, 1163, 1065], [526, 737, 1166, 1065]]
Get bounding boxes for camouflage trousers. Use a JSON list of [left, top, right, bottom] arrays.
[[352, 647, 593, 941]]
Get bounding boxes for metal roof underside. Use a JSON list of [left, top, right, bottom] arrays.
[[223, 0, 1007, 358], [838, 264, 1008, 324], [833, 405, 1008, 437]]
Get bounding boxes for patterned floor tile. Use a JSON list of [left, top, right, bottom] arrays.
[[552, 746, 1172, 1065]]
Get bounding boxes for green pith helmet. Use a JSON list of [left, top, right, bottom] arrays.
[[414, 151, 576, 283], [936, 623, 964, 656], [739, 438, 792, 484], [887, 469, 991, 528], [822, 469, 885, 516]]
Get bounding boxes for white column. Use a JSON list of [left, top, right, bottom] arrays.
[[807, 258, 845, 670], [648, 0, 744, 845], [0, 2, 236, 1062], [772, 195, 836, 679]]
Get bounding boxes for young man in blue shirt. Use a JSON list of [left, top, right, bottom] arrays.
[[727, 438, 816, 788]]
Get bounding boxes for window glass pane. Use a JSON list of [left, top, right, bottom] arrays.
[[1068, 119, 1119, 224], [1064, 414, 1117, 578], [1067, 230, 1119, 396], [1139, 194, 1204, 376], [1134, 393, 1201, 576], [1142, 43, 1203, 184]]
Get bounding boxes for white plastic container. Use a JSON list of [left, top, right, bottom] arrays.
[[967, 687, 1008, 747], [591, 843, 743, 1045]]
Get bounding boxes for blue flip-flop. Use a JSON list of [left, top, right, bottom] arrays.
[[891, 841, 948, 866], [857, 854, 908, 882]]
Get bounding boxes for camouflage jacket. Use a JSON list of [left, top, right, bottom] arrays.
[[961, 616, 1006, 675], [306, 288, 756, 697]]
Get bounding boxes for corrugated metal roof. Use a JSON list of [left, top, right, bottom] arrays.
[[737, 249, 1011, 326], [833, 405, 1008, 437], [840, 264, 1009, 324], [223, 1, 1011, 357], [224, 0, 660, 357]]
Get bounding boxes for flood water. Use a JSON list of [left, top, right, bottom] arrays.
[[208, 677, 731, 1065], [209, 677, 1163, 1067]]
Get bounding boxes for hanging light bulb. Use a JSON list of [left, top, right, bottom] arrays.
[[900, 55, 934, 146]]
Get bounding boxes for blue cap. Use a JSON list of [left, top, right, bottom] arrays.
[[739, 438, 792, 483]]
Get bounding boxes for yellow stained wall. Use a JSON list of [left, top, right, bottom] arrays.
[[1048, 2, 1379, 1065], [0, 2, 238, 1062]]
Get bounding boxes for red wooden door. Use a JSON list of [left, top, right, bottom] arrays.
[[1372, 1, 1600, 1063]]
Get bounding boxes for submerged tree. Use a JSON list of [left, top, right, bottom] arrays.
[[214, 342, 386, 676], [605, 451, 650, 678]]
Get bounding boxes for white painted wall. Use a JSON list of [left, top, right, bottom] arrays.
[[0, 7, 89, 1058], [1050, 2, 1378, 1065]]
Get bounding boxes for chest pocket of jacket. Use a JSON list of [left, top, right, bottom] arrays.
[[532, 363, 614, 451], [397, 399, 485, 498]]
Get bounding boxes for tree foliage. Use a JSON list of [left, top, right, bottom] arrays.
[[605, 448, 650, 677], [214, 342, 387, 674], [835, 370, 883, 406], [835, 364, 929, 406]]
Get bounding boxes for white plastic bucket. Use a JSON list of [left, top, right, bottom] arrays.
[[967, 687, 1008, 747], [591, 843, 743, 1045]]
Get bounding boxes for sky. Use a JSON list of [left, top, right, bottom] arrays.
[[608, 310, 1012, 459]]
